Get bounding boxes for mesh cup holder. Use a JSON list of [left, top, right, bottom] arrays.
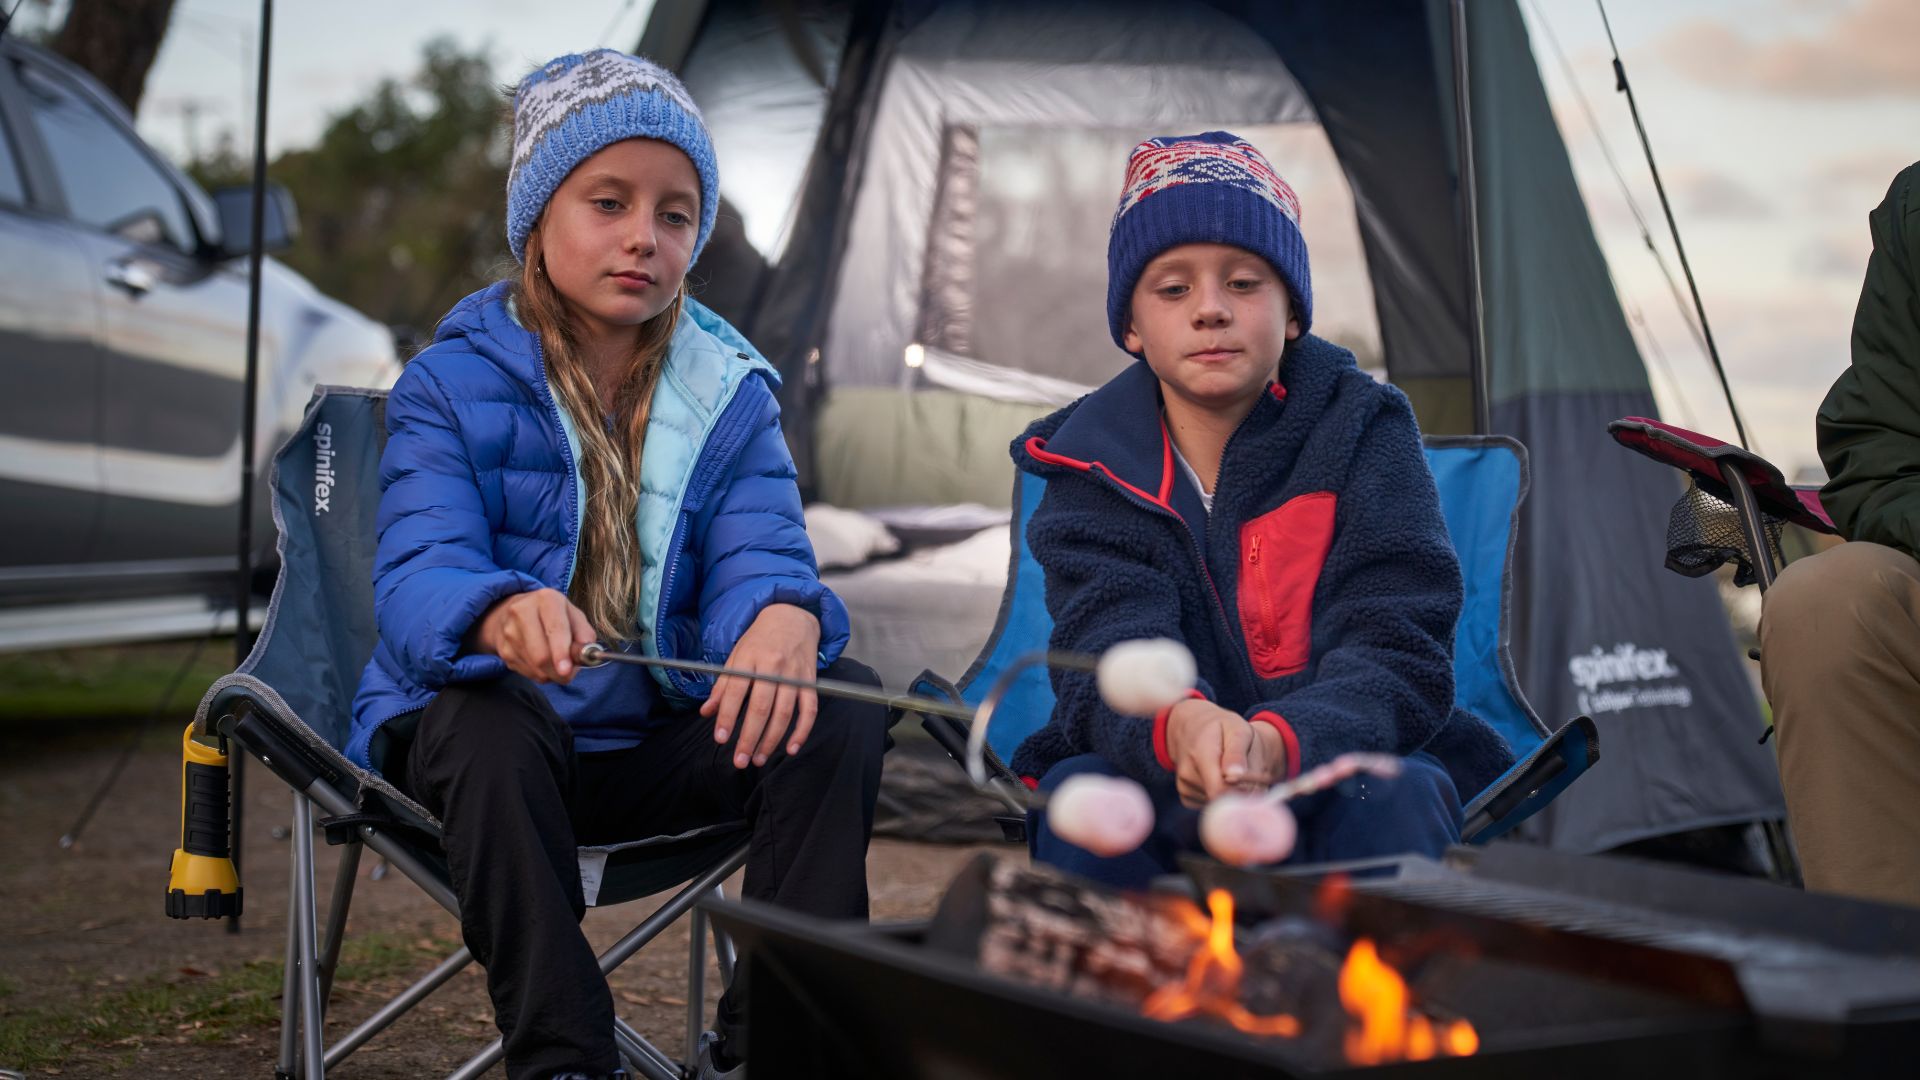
[[1664, 479, 1784, 588]]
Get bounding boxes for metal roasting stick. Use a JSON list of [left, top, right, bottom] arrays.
[[584, 646, 1394, 806], [576, 643, 1096, 808], [964, 650, 1098, 787], [1258, 754, 1405, 804], [582, 642, 1378, 869], [579, 643, 975, 720]]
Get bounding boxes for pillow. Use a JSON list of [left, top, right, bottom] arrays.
[[804, 504, 901, 571]]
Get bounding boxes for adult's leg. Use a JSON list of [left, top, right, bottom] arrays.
[[1760, 541, 1920, 907], [1027, 754, 1194, 890], [399, 675, 616, 1080], [1290, 751, 1460, 866]]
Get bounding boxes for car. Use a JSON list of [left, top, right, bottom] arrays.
[[0, 35, 400, 646]]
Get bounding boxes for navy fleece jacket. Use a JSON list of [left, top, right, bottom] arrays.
[[1008, 335, 1515, 801]]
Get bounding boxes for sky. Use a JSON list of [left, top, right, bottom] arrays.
[[1520, 0, 1918, 480], [20, 0, 1912, 479]]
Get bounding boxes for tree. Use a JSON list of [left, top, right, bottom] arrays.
[[51, 0, 177, 115], [190, 38, 511, 344]]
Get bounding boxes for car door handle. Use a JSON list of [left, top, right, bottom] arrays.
[[105, 259, 156, 297]]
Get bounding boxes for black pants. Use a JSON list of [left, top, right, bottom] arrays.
[[394, 658, 889, 1079]]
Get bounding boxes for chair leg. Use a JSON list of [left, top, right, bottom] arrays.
[[710, 883, 736, 988], [277, 847, 301, 1080], [618, 1014, 687, 1068], [316, 841, 362, 1016], [596, 845, 749, 979], [616, 1038, 647, 1079], [291, 793, 326, 1079], [686, 904, 708, 1065], [443, 1037, 503, 1080], [614, 1018, 682, 1080], [324, 945, 472, 1072], [443, 846, 748, 1080], [1761, 818, 1804, 886]]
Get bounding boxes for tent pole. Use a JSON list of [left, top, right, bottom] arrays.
[[228, 0, 274, 933], [1450, 0, 1491, 436]]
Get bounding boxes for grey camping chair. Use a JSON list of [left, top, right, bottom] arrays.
[[193, 386, 749, 1080]]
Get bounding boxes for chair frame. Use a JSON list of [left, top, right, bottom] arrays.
[[213, 697, 747, 1080], [197, 385, 751, 1079], [1607, 415, 1840, 883], [1608, 415, 1839, 595]]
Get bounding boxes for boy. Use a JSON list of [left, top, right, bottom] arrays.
[[1011, 132, 1514, 887]]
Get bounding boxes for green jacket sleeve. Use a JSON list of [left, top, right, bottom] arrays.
[[1817, 162, 1920, 559]]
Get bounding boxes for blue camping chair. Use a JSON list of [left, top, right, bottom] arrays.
[[193, 387, 748, 1080], [909, 434, 1598, 847]]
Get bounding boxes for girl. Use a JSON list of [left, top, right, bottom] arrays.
[[348, 51, 885, 1080]]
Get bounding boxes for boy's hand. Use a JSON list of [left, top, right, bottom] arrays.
[[700, 603, 821, 769], [1166, 699, 1287, 807], [472, 588, 597, 684]]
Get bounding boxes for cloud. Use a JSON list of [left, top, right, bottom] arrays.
[[1807, 151, 1918, 201], [1700, 289, 1854, 386], [1656, 0, 1920, 99], [1672, 168, 1774, 220], [1795, 231, 1871, 280]]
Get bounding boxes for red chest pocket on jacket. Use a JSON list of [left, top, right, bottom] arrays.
[[1238, 492, 1337, 679]]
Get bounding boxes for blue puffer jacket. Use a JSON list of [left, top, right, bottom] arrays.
[[1008, 337, 1514, 801], [347, 281, 850, 768]]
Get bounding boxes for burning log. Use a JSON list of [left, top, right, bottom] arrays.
[[929, 856, 1476, 1068]]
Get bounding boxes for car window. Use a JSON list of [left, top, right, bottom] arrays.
[[15, 61, 195, 251], [0, 108, 23, 205]]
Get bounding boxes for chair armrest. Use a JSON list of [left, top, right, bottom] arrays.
[[1462, 716, 1600, 844]]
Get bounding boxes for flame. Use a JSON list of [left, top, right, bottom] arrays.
[[1142, 888, 1477, 1064], [1338, 937, 1477, 1064], [1142, 890, 1302, 1038]]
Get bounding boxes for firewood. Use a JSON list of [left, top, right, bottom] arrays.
[[931, 857, 1348, 1061]]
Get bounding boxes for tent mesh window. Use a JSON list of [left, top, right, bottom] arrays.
[[1663, 479, 1784, 588]]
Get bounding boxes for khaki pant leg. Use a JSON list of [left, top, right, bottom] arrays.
[[1759, 541, 1920, 907]]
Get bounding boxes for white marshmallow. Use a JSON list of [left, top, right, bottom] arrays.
[[1096, 638, 1198, 716], [1200, 793, 1299, 867], [1046, 774, 1156, 857]]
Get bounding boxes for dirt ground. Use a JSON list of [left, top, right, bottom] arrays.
[[0, 705, 1010, 1078]]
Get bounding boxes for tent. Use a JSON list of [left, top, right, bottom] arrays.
[[638, 0, 1785, 854]]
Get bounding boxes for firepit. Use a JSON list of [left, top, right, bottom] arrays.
[[706, 844, 1920, 1078]]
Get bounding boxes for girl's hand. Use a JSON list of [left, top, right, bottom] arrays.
[[699, 603, 821, 769], [1166, 698, 1286, 807], [472, 588, 598, 684]]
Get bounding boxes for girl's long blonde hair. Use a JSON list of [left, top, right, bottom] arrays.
[[514, 223, 684, 642]]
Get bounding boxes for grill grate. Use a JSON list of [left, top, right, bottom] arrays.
[[1357, 875, 1837, 968]]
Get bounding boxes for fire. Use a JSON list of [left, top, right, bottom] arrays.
[[1338, 938, 1478, 1064], [1142, 890, 1302, 1038], [1145, 888, 1477, 1064]]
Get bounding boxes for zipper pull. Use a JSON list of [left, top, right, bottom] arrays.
[[1249, 534, 1261, 564]]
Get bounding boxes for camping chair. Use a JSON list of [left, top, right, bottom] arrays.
[[906, 434, 1599, 849], [1608, 415, 1841, 881], [1607, 416, 1839, 594], [191, 386, 749, 1080]]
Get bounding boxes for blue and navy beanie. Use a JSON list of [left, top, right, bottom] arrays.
[[1106, 131, 1312, 353], [506, 50, 718, 266]]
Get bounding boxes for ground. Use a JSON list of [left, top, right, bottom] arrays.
[[0, 642, 1009, 1078]]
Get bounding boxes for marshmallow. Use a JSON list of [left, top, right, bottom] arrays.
[[1096, 638, 1198, 716], [1200, 793, 1299, 867], [1046, 774, 1156, 857]]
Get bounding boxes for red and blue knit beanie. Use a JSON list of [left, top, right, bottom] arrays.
[[1106, 131, 1312, 353]]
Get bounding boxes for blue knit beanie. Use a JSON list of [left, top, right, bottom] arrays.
[[506, 50, 718, 266], [1106, 131, 1312, 353]]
